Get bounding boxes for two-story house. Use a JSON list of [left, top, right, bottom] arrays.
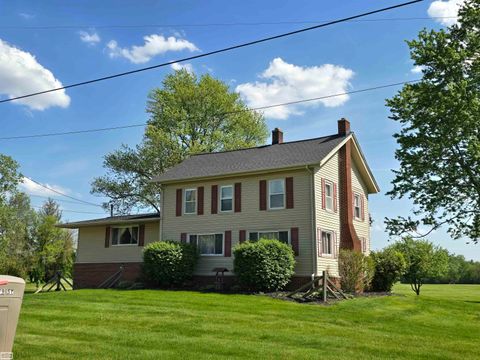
[[60, 118, 379, 288]]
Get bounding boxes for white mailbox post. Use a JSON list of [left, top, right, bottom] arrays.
[[0, 276, 25, 359]]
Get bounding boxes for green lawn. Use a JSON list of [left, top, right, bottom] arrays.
[[14, 284, 480, 359]]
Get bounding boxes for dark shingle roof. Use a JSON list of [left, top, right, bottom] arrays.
[[152, 134, 347, 183], [57, 213, 159, 228]]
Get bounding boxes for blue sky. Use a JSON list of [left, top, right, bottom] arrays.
[[1, 0, 477, 260]]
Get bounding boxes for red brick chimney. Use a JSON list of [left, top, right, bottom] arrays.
[[272, 128, 283, 145], [337, 118, 362, 251]]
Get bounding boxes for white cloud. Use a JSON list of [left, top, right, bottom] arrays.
[[427, 0, 464, 26], [170, 62, 193, 73], [235, 58, 354, 120], [107, 34, 198, 64], [20, 177, 71, 197], [19, 13, 35, 20], [79, 30, 101, 45], [411, 65, 426, 74], [0, 39, 70, 110]]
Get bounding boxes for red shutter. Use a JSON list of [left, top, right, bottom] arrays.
[[286, 177, 294, 209], [105, 226, 111, 248], [291, 227, 299, 256], [211, 185, 218, 214], [197, 186, 204, 215], [321, 178, 326, 210], [176, 189, 182, 217], [333, 182, 338, 212], [138, 224, 145, 247], [239, 230, 246, 243], [361, 195, 365, 221], [224, 231, 232, 257], [180, 233, 187, 244], [234, 183, 242, 213], [259, 180, 267, 211]]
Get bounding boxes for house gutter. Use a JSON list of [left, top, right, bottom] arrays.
[[306, 165, 318, 277]]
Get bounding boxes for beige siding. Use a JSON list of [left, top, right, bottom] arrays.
[[351, 160, 370, 254], [161, 169, 314, 276], [314, 153, 340, 277], [76, 221, 159, 263]]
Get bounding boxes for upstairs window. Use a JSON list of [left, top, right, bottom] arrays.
[[248, 230, 289, 244], [269, 179, 285, 209], [111, 226, 138, 246], [325, 182, 334, 211], [320, 230, 333, 256], [184, 189, 197, 214], [220, 185, 233, 212], [354, 193, 361, 220], [189, 233, 223, 256]]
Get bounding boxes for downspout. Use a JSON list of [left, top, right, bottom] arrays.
[[159, 184, 165, 242], [306, 165, 318, 277]]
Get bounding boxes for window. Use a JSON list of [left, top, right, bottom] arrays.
[[189, 233, 223, 255], [325, 182, 334, 211], [354, 193, 361, 220], [320, 230, 334, 256], [220, 185, 233, 212], [111, 226, 139, 246], [248, 230, 289, 244], [269, 179, 285, 209], [184, 189, 197, 214]]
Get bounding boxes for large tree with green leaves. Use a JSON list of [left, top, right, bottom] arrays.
[[385, 0, 480, 243], [92, 69, 268, 214]]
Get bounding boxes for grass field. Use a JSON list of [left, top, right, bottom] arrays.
[[13, 284, 480, 359]]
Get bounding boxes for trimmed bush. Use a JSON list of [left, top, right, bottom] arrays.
[[338, 249, 374, 293], [143, 241, 198, 286], [233, 239, 295, 292], [370, 248, 406, 292]]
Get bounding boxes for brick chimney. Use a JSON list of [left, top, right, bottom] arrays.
[[337, 118, 362, 252], [338, 118, 351, 136], [272, 128, 284, 145]]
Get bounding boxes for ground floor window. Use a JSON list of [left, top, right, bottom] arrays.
[[320, 230, 334, 256], [248, 230, 289, 244], [189, 233, 223, 255], [111, 226, 139, 246]]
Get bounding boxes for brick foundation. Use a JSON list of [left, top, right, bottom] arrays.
[[73, 262, 332, 291]]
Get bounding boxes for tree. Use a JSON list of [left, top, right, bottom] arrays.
[[385, 0, 480, 243], [92, 69, 268, 214], [370, 247, 406, 292], [39, 198, 62, 218], [392, 237, 448, 295]]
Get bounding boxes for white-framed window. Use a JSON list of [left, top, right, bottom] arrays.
[[189, 233, 223, 256], [184, 188, 197, 214], [354, 193, 361, 220], [248, 230, 289, 244], [111, 225, 139, 246], [325, 181, 334, 211], [320, 230, 334, 256], [268, 179, 285, 209], [220, 185, 233, 212]]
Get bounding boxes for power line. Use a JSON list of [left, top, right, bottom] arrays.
[[0, 79, 420, 141], [32, 205, 106, 215], [28, 194, 104, 207], [0, 16, 455, 30], [0, 0, 423, 106], [23, 177, 103, 207]]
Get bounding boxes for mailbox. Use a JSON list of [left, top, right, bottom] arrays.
[[0, 276, 25, 359]]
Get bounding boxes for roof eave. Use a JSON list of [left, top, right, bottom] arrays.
[[56, 216, 160, 229]]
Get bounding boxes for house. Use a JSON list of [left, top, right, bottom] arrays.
[[59, 118, 379, 288]]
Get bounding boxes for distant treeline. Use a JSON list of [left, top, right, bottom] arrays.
[[422, 254, 480, 284]]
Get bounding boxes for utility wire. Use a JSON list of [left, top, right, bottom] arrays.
[[32, 205, 106, 215], [0, 79, 420, 141], [28, 194, 105, 207], [0, 0, 423, 105], [0, 16, 454, 30], [23, 176, 103, 207]]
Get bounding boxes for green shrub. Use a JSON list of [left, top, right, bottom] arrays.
[[338, 249, 374, 293], [143, 241, 198, 286], [233, 239, 295, 292], [370, 248, 406, 292]]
